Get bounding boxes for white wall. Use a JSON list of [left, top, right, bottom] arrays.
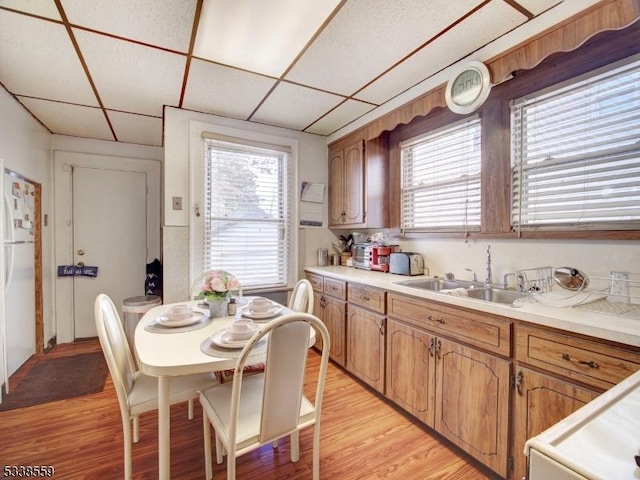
[[0, 89, 52, 385], [163, 107, 336, 302]]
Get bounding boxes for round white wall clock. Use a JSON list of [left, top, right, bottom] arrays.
[[445, 61, 492, 114]]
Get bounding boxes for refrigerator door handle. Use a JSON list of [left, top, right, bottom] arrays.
[[3, 194, 15, 293]]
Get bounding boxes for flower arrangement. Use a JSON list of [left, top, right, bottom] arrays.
[[198, 270, 241, 302]]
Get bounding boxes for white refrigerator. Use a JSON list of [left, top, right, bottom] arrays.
[[2, 169, 36, 389]]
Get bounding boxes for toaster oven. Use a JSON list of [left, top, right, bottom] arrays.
[[351, 243, 371, 270]]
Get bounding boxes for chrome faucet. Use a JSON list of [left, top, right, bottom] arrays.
[[485, 245, 492, 286]]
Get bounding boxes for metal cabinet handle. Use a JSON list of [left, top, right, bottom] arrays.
[[515, 370, 524, 396], [378, 318, 385, 335], [426, 314, 445, 324], [359, 294, 371, 301], [435, 339, 441, 359], [561, 353, 599, 369], [429, 338, 435, 357]]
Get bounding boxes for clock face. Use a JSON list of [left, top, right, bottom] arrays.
[[445, 61, 492, 114], [451, 69, 483, 106]]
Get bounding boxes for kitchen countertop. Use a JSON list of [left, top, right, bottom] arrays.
[[305, 266, 640, 348]]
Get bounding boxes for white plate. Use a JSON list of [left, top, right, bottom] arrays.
[[211, 328, 258, 348], [241, 306, 282, 319], [156, 311, 204, 327]]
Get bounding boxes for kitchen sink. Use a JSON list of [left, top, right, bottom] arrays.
[[465, 288, 521, 305], [394, 278, 473, 291], [394, 277, 521, 305]]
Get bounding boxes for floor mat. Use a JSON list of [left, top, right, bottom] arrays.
[[0, 351, 108, 411]]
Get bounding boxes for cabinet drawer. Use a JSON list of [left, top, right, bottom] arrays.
[[348, 283, 386, 314], [516, 324, 640, 390], [323, 278, 347, 300], [388, 292, 511, 357], [306, 272, 323, 292]]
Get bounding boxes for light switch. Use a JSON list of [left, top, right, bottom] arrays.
[[172, 196, 182, 210]]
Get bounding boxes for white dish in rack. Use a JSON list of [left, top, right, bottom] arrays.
[[156, 311, 204, 327]]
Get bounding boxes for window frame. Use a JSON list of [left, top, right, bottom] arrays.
[[189, 122, 299, 291]]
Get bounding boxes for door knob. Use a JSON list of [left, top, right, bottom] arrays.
[[76, 261, 85, 268], [77, 249, 85, 256]]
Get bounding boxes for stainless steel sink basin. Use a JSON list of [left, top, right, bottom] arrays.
[[465, 288, 520, 305], [394, 278, 472, 291]]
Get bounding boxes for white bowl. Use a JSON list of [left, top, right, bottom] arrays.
[[166, 304, 192, 320], [227, 320, 259, 340], [249, 298, 272, 313]]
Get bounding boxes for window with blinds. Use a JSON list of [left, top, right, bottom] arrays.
[[203, 136, 293, 290], [400, 116, 481, 232], [511, 55, 640, 231]]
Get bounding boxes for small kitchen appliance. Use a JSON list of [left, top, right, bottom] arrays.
[[352, 243, 371, 270], [389, 252, 425, 276], [369, 245, 398, 272]]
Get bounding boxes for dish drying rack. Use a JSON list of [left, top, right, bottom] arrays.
[[573, 272, 640, 320], [512, 267, 640, 319]]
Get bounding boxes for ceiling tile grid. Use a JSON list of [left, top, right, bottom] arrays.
[[0, 10, 97, 105], [0, 0, 598, 146], [182, 58, 277, 120]]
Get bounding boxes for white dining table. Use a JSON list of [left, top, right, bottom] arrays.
[[134, 298, 315, 480]]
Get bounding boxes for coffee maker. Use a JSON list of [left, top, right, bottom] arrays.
[[369, 245, 398, 272]]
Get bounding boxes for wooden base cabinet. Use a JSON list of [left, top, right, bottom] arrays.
[[307, 273, 347, 366], [435, 339, 511, 478], [346, 305, 385, 393], [386, 319, 436, 426], [512, 367, 599, 480]]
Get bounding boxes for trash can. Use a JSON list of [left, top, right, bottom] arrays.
[[122, 295, 162, 350]]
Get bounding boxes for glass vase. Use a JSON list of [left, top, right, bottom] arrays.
[[208, 298, 229, 318]]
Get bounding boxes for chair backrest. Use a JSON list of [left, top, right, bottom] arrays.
[[190, 270, 243, 301], [94, 293, 138, 413], [229, 313, 330, 446], [288, 279, 314, 314]]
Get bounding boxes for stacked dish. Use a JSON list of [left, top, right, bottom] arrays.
[[211, 319, 260, 348], [157, 304, 204, 327], [241, 297, 282, 320]]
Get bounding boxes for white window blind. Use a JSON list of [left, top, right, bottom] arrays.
[[203, 136, 293, 290], [400, 116, 481, 232], [511, 55, 640, 231]]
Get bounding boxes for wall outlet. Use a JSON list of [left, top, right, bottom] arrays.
[[172, 196, 182, 210]]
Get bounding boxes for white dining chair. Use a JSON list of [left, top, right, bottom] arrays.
[[94, 293, 218, 480], [199, 312, 330, 480], [288, 278, 314, 314]]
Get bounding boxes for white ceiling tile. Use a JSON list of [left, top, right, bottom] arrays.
[[356, 1, 527, 104], [18, 96, 114, 140], [108, 110, 163, 146], [74, 28, 185, 116], [251, 82, 344, 131], [0, 10, 98, 105], [514, 0, 563, 16], [60, 0, 197, 52], [0, 0, 60, 20], [306, 99, 375, 136], [194, 0, 341, 77], [182, 58, 276, 120], [285, 0, 484, 95]]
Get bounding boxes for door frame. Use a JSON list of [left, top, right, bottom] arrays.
[[53, 151, 161, 343]]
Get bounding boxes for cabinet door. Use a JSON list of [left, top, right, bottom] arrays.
[[312, 291, 323, 352], [512, 367, 599, 480], [328, 148, 345, 225], [347, 305, 385, 393], [323, 295, 346, 366], [343, 141, 364, 224], [435, 339, 511, 478], [386, 319, 436, 427]]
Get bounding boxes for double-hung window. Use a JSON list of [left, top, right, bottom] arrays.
[[511, 55, 640, 231], [201, 134, 294, 290], [400, 116, 482, 233]]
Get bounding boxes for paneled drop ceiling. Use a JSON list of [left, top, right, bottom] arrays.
[[0, 0, 599, 147]]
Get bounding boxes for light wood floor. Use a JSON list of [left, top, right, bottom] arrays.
[[0, 340, 499, 479]]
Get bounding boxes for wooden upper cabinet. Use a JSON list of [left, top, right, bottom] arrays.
[[328, 135, 389, 229]]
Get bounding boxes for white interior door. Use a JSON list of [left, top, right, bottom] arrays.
[[72, 167, 147, 339]]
